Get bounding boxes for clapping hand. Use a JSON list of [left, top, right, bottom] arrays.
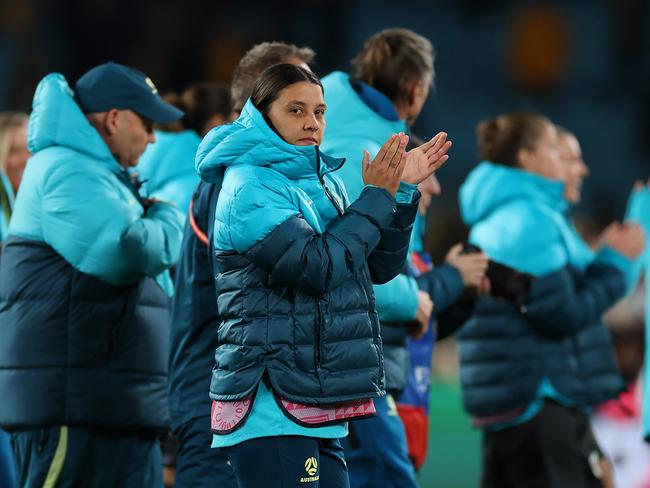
[[362, 133, 409, 196], [402, 132, 452, 185]]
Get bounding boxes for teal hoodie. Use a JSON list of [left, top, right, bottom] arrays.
[[321, 71, 419, 323], [136, 129, 201, 215], [9, 73, 184, 293], [461, 161, 635, 281]]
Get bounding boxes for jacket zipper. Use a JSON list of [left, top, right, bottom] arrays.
[[315, 299, 324, 392], [316, 146, 344, 216]]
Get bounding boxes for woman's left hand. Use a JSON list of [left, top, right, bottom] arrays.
[[402, 132, 452, 185]]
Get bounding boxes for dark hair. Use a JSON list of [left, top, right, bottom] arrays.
[[352, 28, 434, 103], [180, 82, 231, 136], [231, 42, 315, 113], [154, 83, 231, 136], [477, 112, 551, 167], [251, 64, 323, 116]]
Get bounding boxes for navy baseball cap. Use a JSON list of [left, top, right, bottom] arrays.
[[74, 61, 184, 123]]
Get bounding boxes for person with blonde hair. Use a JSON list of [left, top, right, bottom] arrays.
[[0, 112, 29, 243]]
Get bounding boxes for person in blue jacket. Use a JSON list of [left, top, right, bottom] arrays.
[[0, 62, 185, 487], [320, 28, 452, 487], [196, 63, 442, 487], [457, 112, 645, 487], [136, 82, 231, 217], [168, 42, 315, 488]]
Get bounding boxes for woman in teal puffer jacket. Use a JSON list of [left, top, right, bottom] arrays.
[[458, 112, 645, 487], [196, 64, 445, 488]]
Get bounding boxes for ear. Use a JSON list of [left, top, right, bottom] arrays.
[[408, 81, 419, 107], [104, 109, 121, 136], [516, 147, 532, 170]]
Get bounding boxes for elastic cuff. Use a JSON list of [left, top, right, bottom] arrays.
[[395, 182, 418, 204]]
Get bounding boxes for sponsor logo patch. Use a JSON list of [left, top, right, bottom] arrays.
[[300, 457, 319, 483]]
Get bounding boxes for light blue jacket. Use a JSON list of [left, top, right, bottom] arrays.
[[8, 73, 184, 293], [626, 188, 650, 440], [136, 129, 201, 215], [462, 162, 634, 279], [457, 161, 635, 418], [321, 71, 420, 322]]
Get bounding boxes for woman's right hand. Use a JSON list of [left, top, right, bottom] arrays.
[[362, 133, 409, 196], [600, 222, 646, 259]]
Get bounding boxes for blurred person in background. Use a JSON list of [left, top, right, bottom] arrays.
[[0, 110, 27, 488], [592, 283, 650, 488], [457, 112, 644, 488], [136, 82, 231, 217], [0, 112, 29, 243], [229, 41, 314, 116], [196, 63, 438, 488], [168, 42, 315, 488], [320, 28, 452, 488], [394, 157, 489, 472], [0, 62, 185, 487]]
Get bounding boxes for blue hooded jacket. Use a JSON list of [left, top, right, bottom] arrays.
[[0, 73, 184, 431], [196, 99, 420, 405], [456, 162, 632, 417], [626, 188, 650, 440], [136, 129, 201, 216]]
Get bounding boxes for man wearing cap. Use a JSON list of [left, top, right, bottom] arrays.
[[0, 62, 184, 487]]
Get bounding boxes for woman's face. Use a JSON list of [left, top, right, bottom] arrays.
[[5, 121, 30, 192], [517, 122, 564, 181], [558, 132, 589, 204], [266, 82, 326, 146]]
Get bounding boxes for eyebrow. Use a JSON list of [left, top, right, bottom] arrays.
[[286, 100, 327, 110]]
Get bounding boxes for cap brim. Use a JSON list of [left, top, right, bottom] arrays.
[[136, 97, 184, 124]]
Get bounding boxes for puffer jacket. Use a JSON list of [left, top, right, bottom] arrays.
[[196, 99, 420, 405], [0, 73, 184, 431], [457, 161, 634, 417]]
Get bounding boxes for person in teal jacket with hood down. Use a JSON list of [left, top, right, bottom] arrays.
[[320, 28, 452, 487], [136, 82, 231, 217], [196, 63, 444, 488], [457, 112, 645, 488], [0, 62, 185, 487]]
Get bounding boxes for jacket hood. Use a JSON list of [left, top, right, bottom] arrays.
[[460, 161, 567, 226], [196, 99, 343, 183], [27, 73, 116, 165]]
